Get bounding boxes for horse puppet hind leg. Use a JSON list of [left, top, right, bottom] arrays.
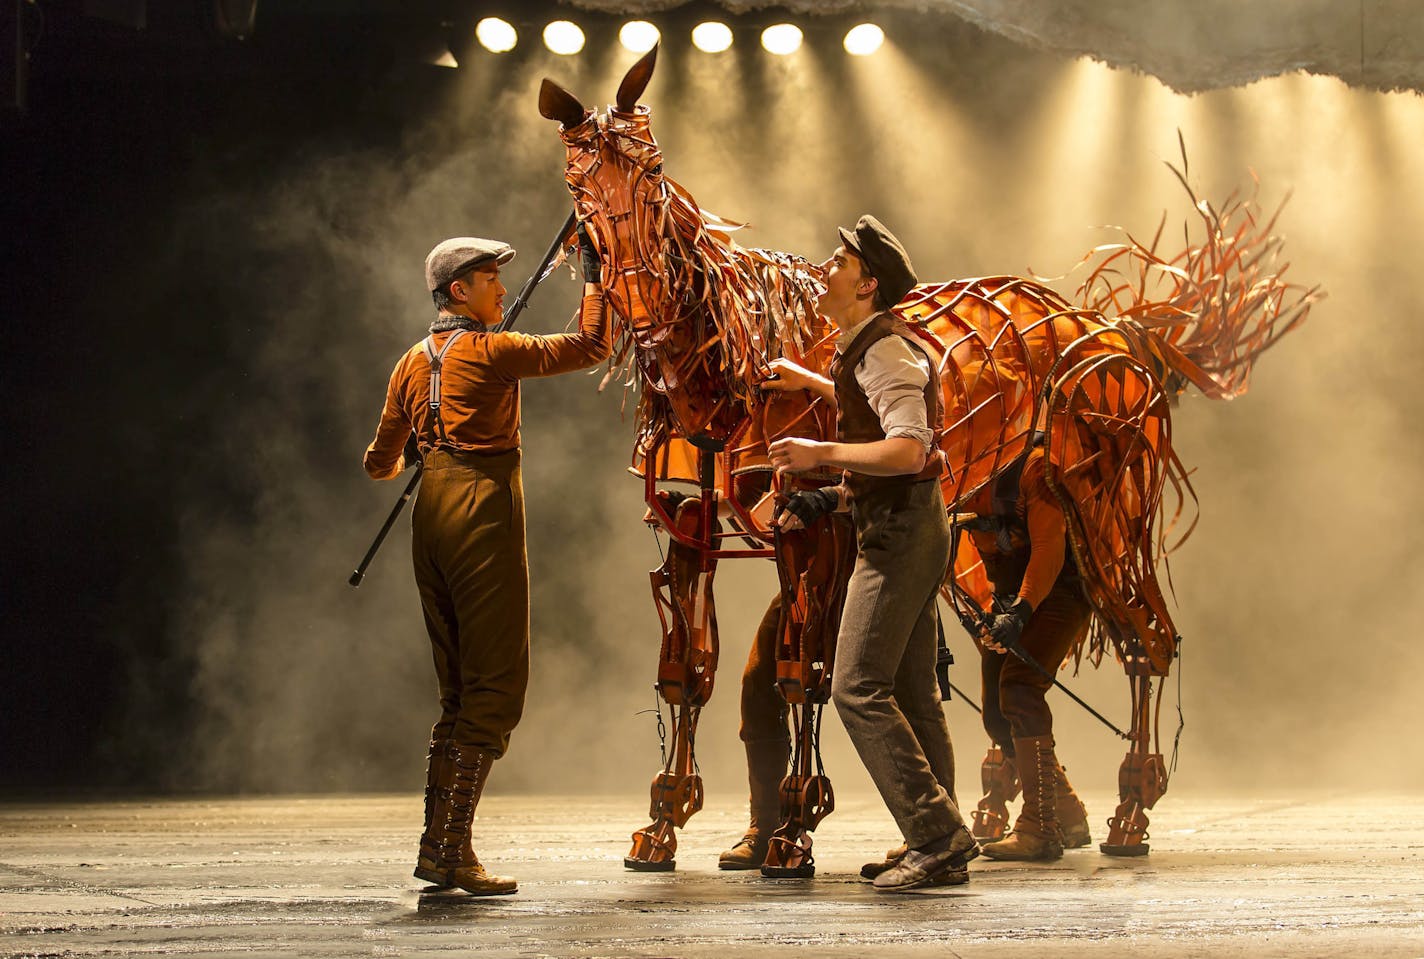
[[1042, 349, 1184, 857], [760, 510, 856, 879], [1101, 662, 1170, 857], [626, 496, 720, 871]]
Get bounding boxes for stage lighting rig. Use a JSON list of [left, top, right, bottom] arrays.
[[843, 23, 884, 56], [691, 20, 733, 53], [619, 20, 659, 54], [760, 23, 802, 56], [543, 19, 584, 55], [475, 16, 517, 54]]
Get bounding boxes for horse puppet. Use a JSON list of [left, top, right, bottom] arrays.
[[539, 47, 1318, 875]]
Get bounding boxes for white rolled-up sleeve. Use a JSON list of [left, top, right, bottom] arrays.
[[854, 336, 935, 451]]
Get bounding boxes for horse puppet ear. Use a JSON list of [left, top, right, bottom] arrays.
[[615, 43, 658, 113], [539, 79, 588, 128]]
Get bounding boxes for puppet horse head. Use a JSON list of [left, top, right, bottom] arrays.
[[539, 46, 762, 443], [539, 47, 675, 339]]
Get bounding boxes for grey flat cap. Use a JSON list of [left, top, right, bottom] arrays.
[[424, 236, 516, 292], [837, 214, 918, 307]]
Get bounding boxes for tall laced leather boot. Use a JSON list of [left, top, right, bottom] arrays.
[[981, 735, 1064, 862], [1055, 762, 1092, 849], [433, 743, 517, 895], [718, 737, 789, 870], [414, 738, 456, 887]]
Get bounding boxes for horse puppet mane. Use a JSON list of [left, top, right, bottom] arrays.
[[602, 173, 832, 449]]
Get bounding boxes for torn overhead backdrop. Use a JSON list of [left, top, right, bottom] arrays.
[[565, 0, 1424, 94]]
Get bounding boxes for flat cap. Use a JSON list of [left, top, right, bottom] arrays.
[[837, 214, 918, 308], [424, 236, 516, 292]]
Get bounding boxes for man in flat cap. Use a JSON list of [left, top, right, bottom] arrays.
[[762, 215, 976, 891], [364, 228, 609, 895]]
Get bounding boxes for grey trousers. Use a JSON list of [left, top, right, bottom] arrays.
[[832, 479, 966, 848]]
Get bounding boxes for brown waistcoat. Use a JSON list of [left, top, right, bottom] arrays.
[[830, 313, 946, 502]]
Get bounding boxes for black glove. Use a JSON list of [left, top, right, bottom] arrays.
[[576, 221, 602, 284], [986, 597, 1033, 650], [776, 487, 839, 528], [402, 432, 422, 470]]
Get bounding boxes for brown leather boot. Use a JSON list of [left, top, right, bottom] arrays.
[[859, 842, 907, 879], [860, 842, 969, 886], [433, 743, 517, 895], [981, 735, 1064, 862], [1055, 762, 1091, 849], [414, 738, 455, 887], [719, 737, 788, 870]]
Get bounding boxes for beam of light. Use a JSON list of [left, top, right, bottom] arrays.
[[431, 50, 459, 69], [543, 20, 585, 56], [840, 37, 975, 274], [843, 23, 884, 56], [691, 21, 733, 54], [760, 23, 802, 56], [619, 20, 660, 54], [474, 17, 517, 54]]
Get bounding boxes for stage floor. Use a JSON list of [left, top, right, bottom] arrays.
[[2, 791, 1420, 958]]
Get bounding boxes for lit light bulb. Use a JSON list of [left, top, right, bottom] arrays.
[[543, 20, 586, 56], [760, 23, 802, 56], [843, 23, 884, 56], [691, 21, 733, 53], [474, 17, 517, 54], [619, 20, 660, 54]]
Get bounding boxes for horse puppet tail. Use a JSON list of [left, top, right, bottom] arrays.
[[1072, 134, 1323, 401]]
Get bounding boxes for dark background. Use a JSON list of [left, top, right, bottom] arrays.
[[4, 1, 1422, 799]]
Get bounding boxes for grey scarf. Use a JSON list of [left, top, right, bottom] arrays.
[[429, 315, 484, 334]]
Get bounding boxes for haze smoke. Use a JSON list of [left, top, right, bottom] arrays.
[[109, 22, 1424, 803]]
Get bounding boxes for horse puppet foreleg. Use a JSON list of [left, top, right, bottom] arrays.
[[626, 493, 720, 871], [760, 508, 856, 879]]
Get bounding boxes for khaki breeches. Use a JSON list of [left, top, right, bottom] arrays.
[[411, 448, 529, 757], [738, 595, 788, 745]]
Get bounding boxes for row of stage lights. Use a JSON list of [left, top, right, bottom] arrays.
[[473, 18, 886, 57]]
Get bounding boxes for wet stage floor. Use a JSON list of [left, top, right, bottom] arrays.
[[2, 792, 1421, 958]]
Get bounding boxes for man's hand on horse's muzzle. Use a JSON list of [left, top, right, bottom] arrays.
[[774, 487, 839, 531], [982, 597, 1033, 653]]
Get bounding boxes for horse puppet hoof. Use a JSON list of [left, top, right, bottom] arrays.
[[760, 863, 815, 879], [625, 856, 677, 872], [1099, 842, 1150, 857]]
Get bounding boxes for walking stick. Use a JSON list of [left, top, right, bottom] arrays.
[[348, 208, 580, 587]]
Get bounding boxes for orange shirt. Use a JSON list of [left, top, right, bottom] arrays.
[[963, 448, 1067, 611], [363, 294, 610, 479]]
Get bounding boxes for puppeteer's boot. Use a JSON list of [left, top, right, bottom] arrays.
[[414, 738, 456, 887], [719, 737, 789, 870], [860, 841, 969, 886], [434, 743, 517, 895], [1055, 762, 1091, 849], [859, 842, 908, 880], [981, 735, 1064, 862]]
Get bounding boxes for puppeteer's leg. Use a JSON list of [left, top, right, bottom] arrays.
[[981, 581, 1089, 862], [720, 596, 790, 869]]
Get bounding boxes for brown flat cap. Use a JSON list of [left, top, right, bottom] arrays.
[[424, 237, 516, 292], [837, 214, 918, 307]]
